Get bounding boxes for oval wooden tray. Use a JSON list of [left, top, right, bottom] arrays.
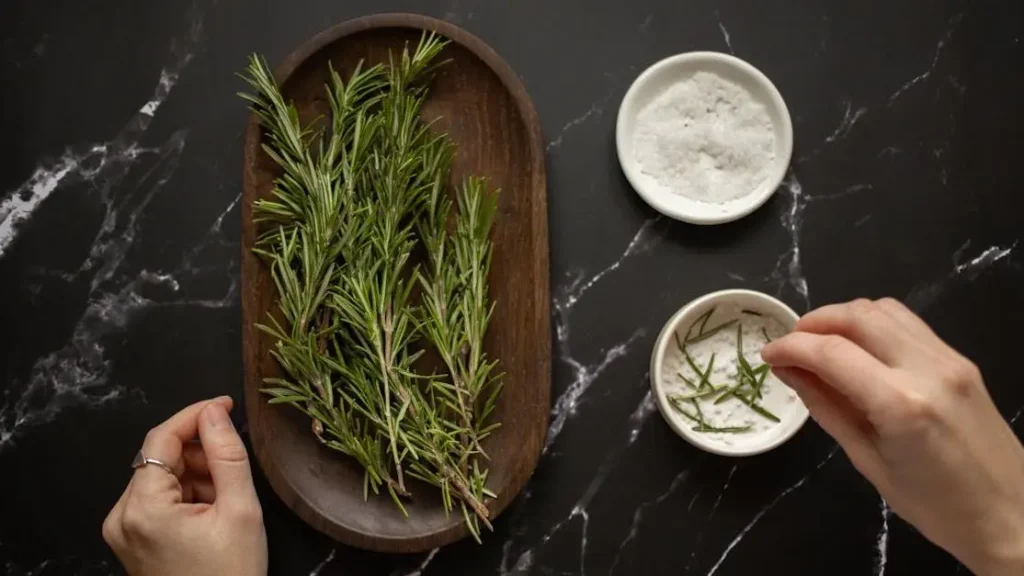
[[241, 14, 550, 552]]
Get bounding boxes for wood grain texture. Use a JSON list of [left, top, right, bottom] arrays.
[[241, 14, 550, 553]]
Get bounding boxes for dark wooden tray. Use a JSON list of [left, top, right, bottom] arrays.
[[241, 14, 550, 552]]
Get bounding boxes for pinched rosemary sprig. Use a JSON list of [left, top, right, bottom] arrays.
[[240, 32, 501, 540]]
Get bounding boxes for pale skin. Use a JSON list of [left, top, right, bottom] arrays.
[[102, 397, 267, 576], [103, 299, 1024, 575]]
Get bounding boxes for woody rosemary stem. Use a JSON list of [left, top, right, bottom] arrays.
[[240, 32, 503, 539]]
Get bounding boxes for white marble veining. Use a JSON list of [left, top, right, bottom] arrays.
[[546, 104, 604, 151], [545, 64, 638, 152], [626, 387, 657, 444], [0, 137, 242, 452], [392, 549, 438, 576], [0, 6, 251, 453], [888, 14, 963, 105], [825, 101, 868, 143], [638, 14, 653, 33], [714, 10, 734, 54], [906, 242, 1017, 311], [557, 217, 662, 317], [706, 447, 838, 576], [308, 549, 336, 576], [503, 381, 656, 575], [545, 330, 644, 452], [684, 465, 739, 571], [766, 172, 810, 310], [875, 498, 891, 576], [0, 23, 197, 261], [545, 216, 663, 450], [954, 245, 1015, 277], [85, 130, 189, 291], [608, 465, 694, 575]]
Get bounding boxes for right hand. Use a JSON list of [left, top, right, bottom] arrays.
[[762, 298, 1024, 576]]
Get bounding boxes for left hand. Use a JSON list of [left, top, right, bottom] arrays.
[[102, 397, 268, 576]]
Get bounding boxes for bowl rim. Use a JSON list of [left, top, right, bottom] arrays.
[[649, 289, 809, 456], [616, 51, 794, 225]]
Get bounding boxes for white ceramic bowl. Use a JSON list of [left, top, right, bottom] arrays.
[[650, 289, 809, 456], [616, 52, 794, 225]]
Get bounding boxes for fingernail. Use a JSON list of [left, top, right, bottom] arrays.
[[204, 404, 233, 430]]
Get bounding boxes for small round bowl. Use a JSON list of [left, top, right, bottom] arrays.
[[650, 289, 809, 456], [616, 52, 794, 225]]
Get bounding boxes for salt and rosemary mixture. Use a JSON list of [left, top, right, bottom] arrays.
[[633, 71, 776, 204], [660, 305, 798, 446]]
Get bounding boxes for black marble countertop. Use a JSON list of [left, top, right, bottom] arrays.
[[2, 1, 1023, 574]]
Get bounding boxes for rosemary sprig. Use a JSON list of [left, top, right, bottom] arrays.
[[678, 373, 698, 389], [685, 319, 738, 345], [672, 387, 722, 401], [696, 308, 714, 336], [692, 424, 753, 434], [668, 395, 702, 424], [733, 393, 781, 422], [714, 386, 738, 405], [242, 32, 501, 540]]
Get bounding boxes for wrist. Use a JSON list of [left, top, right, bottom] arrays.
[[966, 521, 1024, 576], [970, 547, 1024, 576]]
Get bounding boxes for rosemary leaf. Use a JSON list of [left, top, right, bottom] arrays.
[[673, 388, 721, 401], [692, 398, 705, 423], [668, 395, 702, 424], [686, 319, 739, 345], [686, 307, 716, 340], [692, 424, 753, 434], [714, 387, 738, 404], [733, 393, 781, 422], [677, 372, 699, 389]]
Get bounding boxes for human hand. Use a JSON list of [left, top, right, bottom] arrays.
[[762, 298, 1024, 576], [102, 397, 268, 576]]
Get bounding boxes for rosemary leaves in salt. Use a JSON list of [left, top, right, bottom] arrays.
[[665, 306, 791, 435]]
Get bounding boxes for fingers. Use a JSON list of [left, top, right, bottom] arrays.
[[774, 367, 874, 445], [197, 403, 260, 519], [874, 298, 950, 351], [795, 299, 917, 367], [181, 473, 217, 504], [762, 331, 895, 415], [189, 478, 218, 504], [183, 442, 209, 476], [131, 397, 233, 501], [102, 479, 134, 549], [774, 367, 885, 482]]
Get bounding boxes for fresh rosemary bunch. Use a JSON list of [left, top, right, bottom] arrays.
[[240, 32, 502, 540]]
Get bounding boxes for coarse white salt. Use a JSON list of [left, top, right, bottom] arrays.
[[633, 71, 776, 204]]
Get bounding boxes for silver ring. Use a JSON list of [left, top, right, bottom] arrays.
[[131, 450, 176, 476]]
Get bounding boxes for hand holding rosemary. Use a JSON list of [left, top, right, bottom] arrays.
[[240, 34, 503, 540], [664, 306, 798, 441]]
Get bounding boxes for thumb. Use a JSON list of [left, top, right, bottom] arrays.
[[198, 402, 259, 516]]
